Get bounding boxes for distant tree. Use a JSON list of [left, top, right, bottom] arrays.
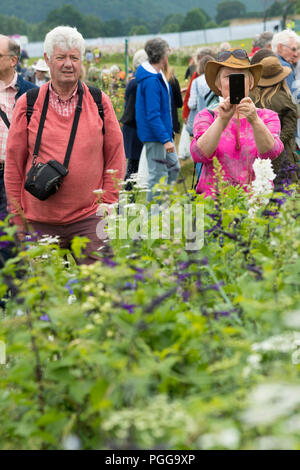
[[102, 19, 124, 37], [216, 1, 246, 24], [265, 0, 283, 17], [45, 4, 86, 31], [205, 21, 218, 29], [84, 15, 102, 37], [161, 23, 181, 33], [181, 8, 208, 32], [162, 13, 185, 28], [130, 25, 148, 35], [0, 14, 28, 36]]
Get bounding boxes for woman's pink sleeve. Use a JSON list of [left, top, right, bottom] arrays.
[[258, 109, 284, 160], [190, 109, 215, 163]]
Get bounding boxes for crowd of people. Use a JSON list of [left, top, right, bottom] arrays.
[[0, 26, 300, 267]]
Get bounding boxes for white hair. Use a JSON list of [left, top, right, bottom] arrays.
[[271, 29, 300, 53], [133, 49, 148, 70], [44, 26, 85, 60]]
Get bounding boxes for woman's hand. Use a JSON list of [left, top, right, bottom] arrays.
[[217, 97, 236, 127], [237, 97, 258, 124]]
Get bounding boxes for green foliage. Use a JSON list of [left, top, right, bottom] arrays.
[[0, 163, 300, 449], [130, 25, 149, 36], [0, 1, 265, 25], [216, 1, 247, 24], [181, 8, 208, 32], [0, 14, 28, 36]]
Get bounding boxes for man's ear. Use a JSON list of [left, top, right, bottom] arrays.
[[44, 52, 50, 67], [277, 44, 283, 56], [11, 56, 18, 68]]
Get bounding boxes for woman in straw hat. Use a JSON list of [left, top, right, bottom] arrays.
[[190, 49, 284, 197], [251, 55, 299, 185]]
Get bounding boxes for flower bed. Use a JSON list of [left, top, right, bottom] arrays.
[[0, 163, 299, 450]]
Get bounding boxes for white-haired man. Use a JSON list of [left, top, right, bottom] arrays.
[[272, 29, 300, 100], [4, 26, 126, 264]]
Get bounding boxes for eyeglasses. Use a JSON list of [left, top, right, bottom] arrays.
[[217, 49, 250, 63], [0, 54, 14, 59], [282, 44, 298, 53]]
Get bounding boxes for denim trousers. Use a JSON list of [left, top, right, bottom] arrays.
[[144, 141, 180, 202]]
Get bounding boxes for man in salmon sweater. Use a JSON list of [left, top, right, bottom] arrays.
[[4, 26, 126, 264]]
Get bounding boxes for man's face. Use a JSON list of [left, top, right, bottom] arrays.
[[0, 37, 17, 80], [278, 38, 298, 64], [44, 46, 81, 89], [35, 70, 46, 81]]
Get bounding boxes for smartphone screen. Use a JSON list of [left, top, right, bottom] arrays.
[[229, 74, 245, 105]]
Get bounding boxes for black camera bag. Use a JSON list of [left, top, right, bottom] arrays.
[[24, 81, 83, 201]]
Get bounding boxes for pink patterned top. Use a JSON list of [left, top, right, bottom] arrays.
[[190, 108, 283, 196]]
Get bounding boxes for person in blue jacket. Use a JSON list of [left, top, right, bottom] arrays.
[[135, 37, 180, 202]]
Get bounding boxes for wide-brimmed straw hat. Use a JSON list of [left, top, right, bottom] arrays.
[[258, 56, 291, 87], [32, 59, 49, 72], [205, 48, 262, 96]]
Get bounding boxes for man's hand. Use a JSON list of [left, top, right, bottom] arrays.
[[164, 141, 175, 154]]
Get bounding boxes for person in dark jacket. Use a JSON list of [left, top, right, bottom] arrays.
[[165, 65, 183, 153], [135, 38, 180, 202], [0, 35, 37, 268], [251, 55, 300, 186], [120, 49, 148, 189]]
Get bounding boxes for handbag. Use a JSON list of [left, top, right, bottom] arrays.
[[24, 81, 83, 200]]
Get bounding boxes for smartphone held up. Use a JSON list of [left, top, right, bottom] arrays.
[[229, 74, 245, 105]]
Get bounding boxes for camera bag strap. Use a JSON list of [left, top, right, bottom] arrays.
[[0, 108, 10, 129], [32, 80, 84, 169]]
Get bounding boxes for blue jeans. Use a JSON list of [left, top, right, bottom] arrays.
[[145, 141, 180, 202]]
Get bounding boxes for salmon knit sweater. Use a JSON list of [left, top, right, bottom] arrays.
[[5, 82, 126, 227]]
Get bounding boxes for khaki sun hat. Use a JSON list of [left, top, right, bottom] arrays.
[[258, 56, 291, 87], [205, 48, 262, 96], [32, 59, 49, 72]]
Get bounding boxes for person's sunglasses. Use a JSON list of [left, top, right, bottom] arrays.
[[217, 49, 250, 63]]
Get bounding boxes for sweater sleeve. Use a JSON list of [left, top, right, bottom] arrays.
[[4, 94, 28, 229], [101, 93, 126, 204], [257, 109, 284, 160], [190, 109, 215, 163]]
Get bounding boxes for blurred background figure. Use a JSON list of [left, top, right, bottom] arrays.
[[250, 48, 277, 65], [184, 56, 196, 81], [251, 55, 300, 187], [219, 42, 231, 52], [182, 47, 216, 125], [257, 31, 273, 50], [249, 34, 260, 57], [28, 58, 50, 87], [187, 54, 216, 136], [120, 49, 148, 190], [164, 63, 183, 154]]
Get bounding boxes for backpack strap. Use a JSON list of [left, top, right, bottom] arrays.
[[26, 87, 40, 125], [26, 84, 105, 134], [88, 85, 105, 135], [0, 108, 10, 128]]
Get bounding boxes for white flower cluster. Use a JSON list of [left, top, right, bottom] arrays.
[[248, 158, 276, 218]]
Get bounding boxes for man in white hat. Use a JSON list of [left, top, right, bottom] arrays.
[[30, 58, 50, 87]]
